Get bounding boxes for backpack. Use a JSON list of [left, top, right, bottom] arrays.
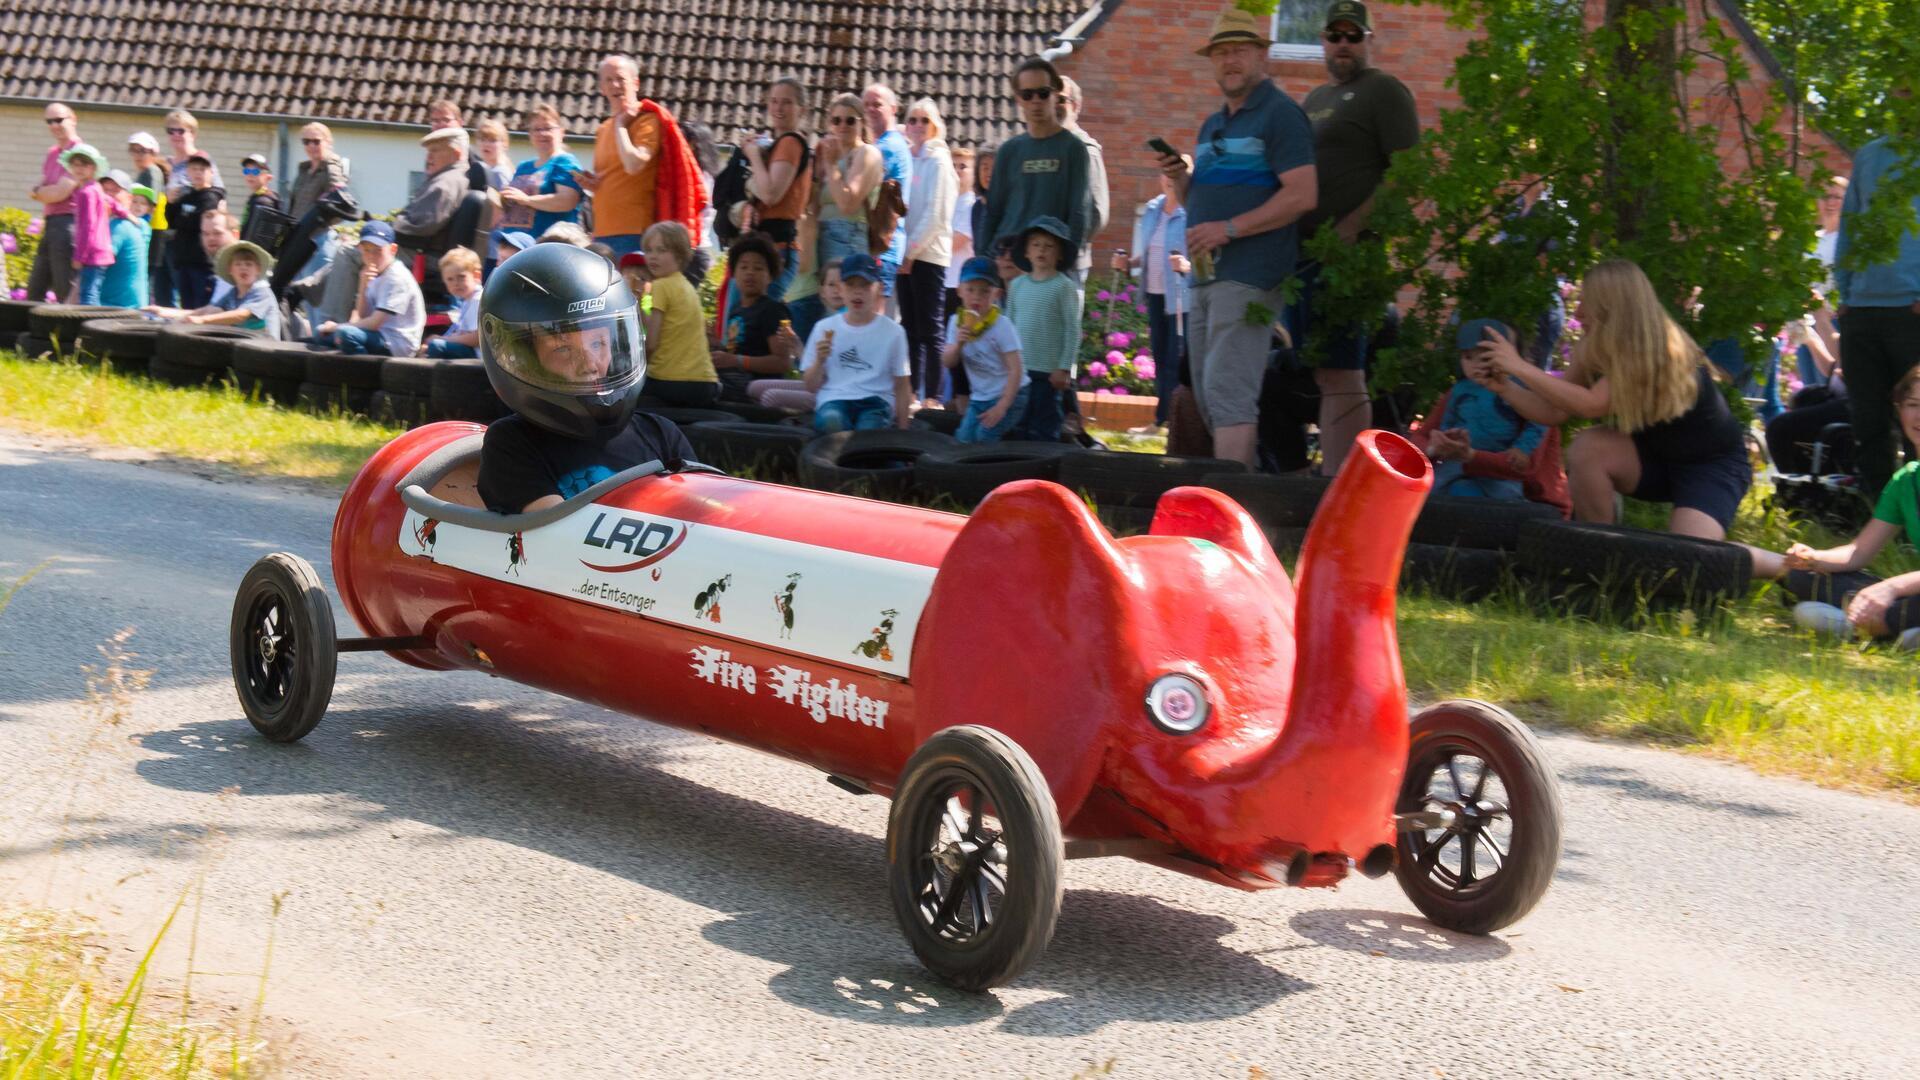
[[866, 176, 908, 258], [710, 146, 752, 248]]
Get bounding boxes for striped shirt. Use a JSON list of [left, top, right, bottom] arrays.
[[1006, 272, 1080, 373], [1188, 78, 1315, 290]]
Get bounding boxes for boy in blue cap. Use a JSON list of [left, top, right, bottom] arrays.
[[316, 220, 427, 356], [941, 255, 1026, 442], [800, 254, 913, 432], [1424, 318, 1547, 499]]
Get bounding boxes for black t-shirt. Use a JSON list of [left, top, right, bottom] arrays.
[[1631, 366, 1746, 465], [477, 412, 696, 513], [246, 189, 282, 220], [1300, 68, 1420, 236], [718, 295, 790, 401], [169, 186, 227, 267]]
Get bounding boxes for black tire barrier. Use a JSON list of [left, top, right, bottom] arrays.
[[634, 403, 740, 427], [0, 330, 21, 352], [298, 381, 375, 415], [0, 299, 37, 334], [304, 348, 385, 390], [1057, 449, 1250, 511], [1095, 503, 1157, 536], [428, 359, 506, 422], [14, 334, 56, 360], [1516, 518, 1752, 609], [76, 318, 162, 375], [149, 355, 218, 387], [711, 398, 803, 425], [798, 429, 957, 498], [914, 441, 1079, 509], [379, 356, 438, 396], [909, 408, 963, 436], [1401, 543, 1508, 602], [1411, 495, 1563, 552], [370, 389, 431, 427], [231, 338, 316, 383], [1198, 472, 1331, 530], [156, 324, 254, 374], [234, 370, 303, 406], [27, 304, 119, 345], [683, 421, 810, 479]]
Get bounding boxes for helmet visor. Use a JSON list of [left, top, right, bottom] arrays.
[[483, 308, 644, 395]]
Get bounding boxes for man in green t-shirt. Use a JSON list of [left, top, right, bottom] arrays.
[[1287, 0, 1419, 476]]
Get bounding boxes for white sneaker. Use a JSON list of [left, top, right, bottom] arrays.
[[1792, 601, 1855, 641], [1898, 627, 1920, 654]]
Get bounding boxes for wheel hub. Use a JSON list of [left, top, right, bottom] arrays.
[[257, 631, 279, 664]]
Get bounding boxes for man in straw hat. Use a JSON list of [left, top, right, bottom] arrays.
[[1151, 6, 1317, 467]]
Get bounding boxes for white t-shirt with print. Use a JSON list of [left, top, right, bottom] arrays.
[[943, 310, 1021, 401], [449, 291, 480, 335], [366, 262, 426, 355], [801, 312, 909, 406]]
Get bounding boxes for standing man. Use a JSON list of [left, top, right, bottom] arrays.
[[27, 102, 83, 304], [1835, 121, 1920, 497], [427, 98, 492, 192], [1156, 7, 1317, 468], [979, 58, 1093, 275], [584, 55, 663, 257], [863, 83, 915, 303], [1291, 0, 1418, 475], [1057, 76, 1110, 280]]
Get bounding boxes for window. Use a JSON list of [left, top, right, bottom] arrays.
[[1270, 0, 1327, 61]]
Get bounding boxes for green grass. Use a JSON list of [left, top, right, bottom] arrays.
[[0, 352, 403, 487]]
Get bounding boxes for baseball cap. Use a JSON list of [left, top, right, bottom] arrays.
[[958, 256, 999, 286], [241, 152, 270, 170], [498, 230, 537, 253], [100, 169, 133, 192], [128, 184, 160, 205], [358, 220, 398, 246], [1456, 317, 1512, 352], [838, 252, 883, 283], [184, 151, 214, 167], [617, 251, 648, 270], [126, 131, 160, 152], [1325, 0, 1372, 31]]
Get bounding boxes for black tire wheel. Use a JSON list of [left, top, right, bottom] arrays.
[[76, 318, 163, 374], [683, 420, 810, 479], [232, 338, 314, 383], [156, 323, 255, 374], [148, 355, 217, 387], [909, 408, 963, 436], [370, 389, 430, 426], [1058, 449, 1250, 511], [1412, 496, 1562, 552], [887, 725, 1063, 991], [298, 381, 374, 416], [1394, 700, 1562, 935], [1199, 472, 1332, 530], [914, 441, 1078, 509], [428, 359, 505, 422], [230, 553, 337, 743], [711, 398, 802, 424], [1516, 518, 1751, 607], [235, 371, 303, 406], [379, 355, 438, 395], [14, 334, 56, 361], [799, 429, 956, 499], [28, 303, 120, 344], [1401, 543, 1508, 601], [305, 348, 385, 390], [635, 404, 739, 427], [0, 299, 37, 334]]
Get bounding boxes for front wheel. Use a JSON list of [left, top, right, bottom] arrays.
[[230, 553, 337, 743], [886, 726, 1063, 991], [1394, 700, 1562, 934]]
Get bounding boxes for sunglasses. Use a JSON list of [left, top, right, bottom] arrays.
[[829, 115, 860, 126], [45, 116, 71, 126], [905, 117, 931, 126], [302, 137, 322, 145], [166, 127, 188, 135], [1017, 86, 1055, 101], [242, 167, 262, 175], [1324, 30, 1366, 44]]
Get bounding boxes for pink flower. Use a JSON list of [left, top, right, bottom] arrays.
[[1096, 289, 1113, 302], [0, 233, 16, 254], [1105, 331, 1132, 350], [8, 288, 25, 301], [1135, 359, 1157, 380], [1104, 349, 1125, 366], [26, 217, 42, 237], [1087, 360, 1109, 378], [1135, 304, 1148, 314]]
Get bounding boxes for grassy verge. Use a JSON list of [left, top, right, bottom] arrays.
[[0, 352, 402, 487]]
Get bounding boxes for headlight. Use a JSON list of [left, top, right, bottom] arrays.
[[1145, 673, 1209, 734]]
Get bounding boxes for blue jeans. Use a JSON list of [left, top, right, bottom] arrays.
[[1433, 460, 1525, 501], [818, 218, 866, 272], [1795, 344, 1827, 390], [956, 386, 1028, 443], [813, 396, 893, 433], [1015, 371, 1064, 442], [76, 265, 106, 305], [332, 325, 394, 356], [1145, 291, 1184, 424], [598, 234, 645, 257], [425, 338, 476, 359]]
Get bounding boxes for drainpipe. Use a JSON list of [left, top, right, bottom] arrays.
[[276, 121, 291, 201]]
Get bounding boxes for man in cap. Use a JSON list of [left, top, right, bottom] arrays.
[[239, 152, 282, 227], [1154, 7, 1317, 468], [1290, 0, 1419, 476], [393, 128, 471, 243], [427, 98, 493, 192], [27, 102, 83, 302]]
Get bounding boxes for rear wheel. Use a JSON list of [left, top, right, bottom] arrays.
[[1394, 700, 1561, 935], [887, 726, 1063, 991], [230, 553, 337, 743]]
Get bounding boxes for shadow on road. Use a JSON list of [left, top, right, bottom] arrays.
[[1562, 763, 1790, 819], [1286, 908, 1511, 964], [127, 700, 1315, 1033]]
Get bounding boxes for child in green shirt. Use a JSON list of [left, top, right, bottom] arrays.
[[1004, 217, 1080, 441]]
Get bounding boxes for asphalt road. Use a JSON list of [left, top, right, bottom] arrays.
[[1, 429, 1915, 1079]]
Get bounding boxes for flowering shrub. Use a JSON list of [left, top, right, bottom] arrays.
[[1078, 272, 1159, 396], [0, 207, 42, 298]]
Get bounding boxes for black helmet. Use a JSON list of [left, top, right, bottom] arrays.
[[479, 243, 645, 439]]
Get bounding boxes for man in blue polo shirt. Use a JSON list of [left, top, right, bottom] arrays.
[[1157, 6, 1317, 467]]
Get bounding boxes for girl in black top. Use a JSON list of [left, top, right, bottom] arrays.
[[1472, 258, 1751, 538]]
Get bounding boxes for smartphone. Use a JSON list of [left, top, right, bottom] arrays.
[[1147, 137, 1179, 159]]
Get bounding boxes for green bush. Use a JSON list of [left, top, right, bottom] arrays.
[[1, 206, 42, 299]]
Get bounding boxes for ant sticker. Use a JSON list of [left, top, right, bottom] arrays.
[[506, 532, 527, 575], [694, 574, 731, 623], [412, 517, 438, 553], [773, 573, 801, 639], [853, 608, 897, 662]]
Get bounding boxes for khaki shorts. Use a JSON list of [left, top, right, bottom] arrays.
[[1188, 279, 1286, 430]]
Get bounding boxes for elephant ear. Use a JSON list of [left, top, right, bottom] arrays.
[[1150, 486, 1296, 619]]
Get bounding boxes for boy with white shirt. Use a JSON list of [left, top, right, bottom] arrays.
[[425, 246, 483, 358], [801, 254, 913, 433], [318, 221, 426, 356]]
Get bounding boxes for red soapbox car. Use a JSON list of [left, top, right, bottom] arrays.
[[229, 423, 1563, 989]]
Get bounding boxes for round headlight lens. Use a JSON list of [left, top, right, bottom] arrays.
[[1145, 673, 1210, 734]]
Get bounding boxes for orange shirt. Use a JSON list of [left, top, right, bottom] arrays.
[[593, 111, 663, 238]]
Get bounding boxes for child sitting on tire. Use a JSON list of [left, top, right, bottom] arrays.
[[1415, 318, 1549, 500], [801, 254, 912, 433], [941, 256, 1025, 443]]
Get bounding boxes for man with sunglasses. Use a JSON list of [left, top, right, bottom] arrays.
[[979, 57, 1094, 282], [1289, 0, 1419, 476], [1155, 8, 1317, 468], [27, 102, 83, 304]]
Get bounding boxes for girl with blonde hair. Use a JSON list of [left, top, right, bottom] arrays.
[[902, 97, 958, 403], [1473, 258, 1751, 539]]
